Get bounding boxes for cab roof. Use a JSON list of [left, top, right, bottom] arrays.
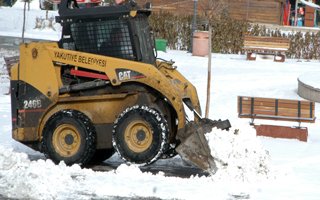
[[56, 0, 151, 23]]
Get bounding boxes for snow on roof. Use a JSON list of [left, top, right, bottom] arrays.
[[300, 0, 320, 10]]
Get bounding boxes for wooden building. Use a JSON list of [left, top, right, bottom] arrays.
[[227, 0, 285, 24], [136, 0, 286, 25], [294, 0, 320, 27]]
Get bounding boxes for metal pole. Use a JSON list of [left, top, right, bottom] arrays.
[[295, 0, 298, 26], [246, 0, 249, 21], [205, 26, 212, 118], [190, 0, 198, 53], [22, 0, 27, 43]]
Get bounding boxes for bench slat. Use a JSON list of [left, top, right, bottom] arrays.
[[244, 45, 289, 49], [243, 47, 288, 52], [244, 41, 290, 46], [244, 40, 290, 44], [244, 36, 289, 42], [241, 101, 313, 110], [239, 114, 315, 123], [240, 108, 312, 118], [244, 40, 289, 44], [240, 106, 312, 113], [244, 44, 289, 50]]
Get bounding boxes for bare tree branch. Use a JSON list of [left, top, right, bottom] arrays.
[[199, 0, 227, 20]]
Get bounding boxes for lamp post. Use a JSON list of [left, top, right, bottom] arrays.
[[295, 0, 298, 26], [190, 0, 198, 53]]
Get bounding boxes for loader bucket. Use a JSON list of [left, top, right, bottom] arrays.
[[176, 118, 231, 174]]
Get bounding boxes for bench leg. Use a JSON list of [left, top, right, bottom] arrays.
[[246, 52, 256, 61], [274, 54, 285, 62]]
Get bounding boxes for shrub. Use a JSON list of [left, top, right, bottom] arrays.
[[149, 12, 248, 53], [150, 12, 320, 60]]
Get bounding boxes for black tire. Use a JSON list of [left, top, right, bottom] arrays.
[[41, 110, 96, 166], [113, 105, 169, 165], [89, 148, 115, 164]]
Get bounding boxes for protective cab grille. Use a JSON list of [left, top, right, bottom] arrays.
[[67, 18, 135, 60]]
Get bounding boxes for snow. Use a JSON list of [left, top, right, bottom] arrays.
[[1, 1, 320, 199], [0, 1, 61, 40], [299, 72, 320, 90], [207, 127, 270, 182]]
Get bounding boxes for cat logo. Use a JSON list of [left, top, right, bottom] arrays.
[[116, 69, 146, 82], [118, 70, 131, 81]]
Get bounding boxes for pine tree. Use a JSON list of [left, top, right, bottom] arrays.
[[295, 32, 303, 61], [304, 32, 312, 60], [316, 32, 320, 60]]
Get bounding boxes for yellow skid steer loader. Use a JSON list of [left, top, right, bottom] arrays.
[[10, 0, 231, 173]]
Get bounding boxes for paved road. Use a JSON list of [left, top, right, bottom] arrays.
[[90, 157, 209, 178]]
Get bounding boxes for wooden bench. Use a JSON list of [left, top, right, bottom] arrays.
[[237, 96, 316, 142], [243, 36, 290, 62], [3, 56, 19, 77]]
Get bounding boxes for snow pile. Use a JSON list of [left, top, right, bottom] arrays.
[[0, 147, 225, 200], [0, 127, 271, 199], [207, 126, 271, 182], [0, 147, 89, 199]]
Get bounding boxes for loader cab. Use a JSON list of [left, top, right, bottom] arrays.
[[56, 0, 156, 64]]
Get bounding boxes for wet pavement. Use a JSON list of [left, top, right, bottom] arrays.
[[90, 157, 209, 178]]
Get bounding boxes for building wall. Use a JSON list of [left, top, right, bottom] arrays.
[[136, 0, 195, 15], [136, 0, 285, 25]]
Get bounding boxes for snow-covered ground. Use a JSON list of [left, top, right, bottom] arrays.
[[1, 1, 320, 199], [1, 48, 320, 200]]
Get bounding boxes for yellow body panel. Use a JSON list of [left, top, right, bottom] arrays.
[[19, 43, 60, 101]]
